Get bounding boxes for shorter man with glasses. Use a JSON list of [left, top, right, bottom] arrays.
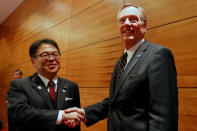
[[7, 38, 83, 131]]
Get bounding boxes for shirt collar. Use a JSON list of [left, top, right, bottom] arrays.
[[125, 38, 144, 62], [38, 73, 58, 87]]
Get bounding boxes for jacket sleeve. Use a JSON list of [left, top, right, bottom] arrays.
[[84, 97, 110, 127], [7, 80, 58, 128], [73, 82, 81, 108], [148, 48, 178, 131]]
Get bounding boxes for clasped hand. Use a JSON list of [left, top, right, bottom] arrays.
[[61, 107, 86, 128]]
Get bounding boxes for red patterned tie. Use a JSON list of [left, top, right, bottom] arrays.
[[48, 81, 56, 102]]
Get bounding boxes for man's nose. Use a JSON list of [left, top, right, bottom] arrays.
[[124, 18, 131, 25], [48, 54, 56, 60]]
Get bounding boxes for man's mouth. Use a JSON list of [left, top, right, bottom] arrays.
[[48, 64, 57, 68], [123, 30, 134, 34]]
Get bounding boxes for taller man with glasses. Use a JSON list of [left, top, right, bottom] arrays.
[[7, 38, 83, 131]]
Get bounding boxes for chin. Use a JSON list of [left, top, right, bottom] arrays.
[[123, 35, 134, 40], [46, 67, 59, 74], [51, 68, 59, 73], [123, 38, 135, 43]]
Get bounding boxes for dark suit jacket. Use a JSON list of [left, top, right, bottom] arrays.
[[7, 73, 81, 131], [84, 40, 178, 131], [8, 111, 16, 131]]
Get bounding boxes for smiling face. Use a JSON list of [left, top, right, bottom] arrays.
[[118, 6, 147, 49], [31, 43, 60, 79]]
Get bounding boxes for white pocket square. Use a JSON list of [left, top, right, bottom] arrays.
[[65, 97, 73, 101]]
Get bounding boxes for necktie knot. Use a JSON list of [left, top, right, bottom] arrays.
[[48, 80, 55, 88], [119, 52, 128, 72], [121, 52, 128, 65]]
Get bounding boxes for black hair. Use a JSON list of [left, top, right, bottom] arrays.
[[13, 69, 23, 75], [29, 38, 61, 58]]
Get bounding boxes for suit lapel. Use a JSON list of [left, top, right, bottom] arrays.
[[57, 78, 67, 109], [30, 73, 54, 109], [109, 60, 120, 98], [112, 40, 149, 103]]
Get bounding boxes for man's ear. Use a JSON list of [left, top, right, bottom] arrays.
[[143, 22, 147, 32], [31, 58, 35, 64]]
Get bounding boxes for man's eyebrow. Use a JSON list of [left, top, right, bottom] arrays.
[[40, 51, 58, 53]]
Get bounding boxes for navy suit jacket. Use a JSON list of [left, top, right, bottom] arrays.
[[84, 40, 178, 131], [7, 73, 81, 131]]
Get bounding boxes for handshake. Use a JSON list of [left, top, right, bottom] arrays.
[[61, 107, 87, 128]]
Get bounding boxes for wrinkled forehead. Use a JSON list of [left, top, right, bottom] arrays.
[[118, 6, 141, 19]]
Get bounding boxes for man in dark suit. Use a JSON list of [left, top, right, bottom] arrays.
[[65, 3, 178, 131], [7, 69, 23, 131], [12, 69, 23, 80], [7, 38, 83, 131]]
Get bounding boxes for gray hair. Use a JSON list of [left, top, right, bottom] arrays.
[[117, 3, 147, 23]]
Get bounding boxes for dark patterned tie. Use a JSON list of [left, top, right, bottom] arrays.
[[48, 81, 56, 102], [115, 52, 128, 88]]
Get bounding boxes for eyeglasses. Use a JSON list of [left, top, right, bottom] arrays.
[[37, 52, 61, 60]]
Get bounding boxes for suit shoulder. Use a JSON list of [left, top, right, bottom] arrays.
[[58, 77, 78, 86], [9, 77, 32, 92], [147, 42, 173, 54], [148, 42, 167, 50], [10, 76, 31, 85]]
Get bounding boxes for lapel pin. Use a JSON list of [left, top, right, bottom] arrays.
[[38, 86, 42, 90], [65, 97, 73, 101], [136, 54, 141, 58], [62, 89, 66, 93], [64, 86, 67, 89]]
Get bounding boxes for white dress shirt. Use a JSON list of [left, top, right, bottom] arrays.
[[38, 73, 63, 125], [124, 39, 144, 68]]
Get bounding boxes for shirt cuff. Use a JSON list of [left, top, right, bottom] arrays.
[[56, 110, 63, 125]]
